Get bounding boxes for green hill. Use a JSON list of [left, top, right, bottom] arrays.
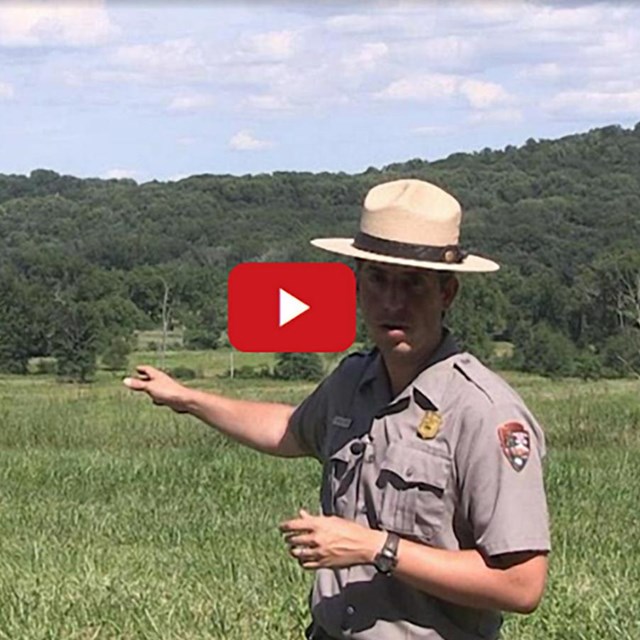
[[1, 122, 639, 378]]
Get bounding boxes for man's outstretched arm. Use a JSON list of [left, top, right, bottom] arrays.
[[124, 365, 306, 457]]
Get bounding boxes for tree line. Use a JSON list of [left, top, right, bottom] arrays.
[[1, 122, 639, 380]]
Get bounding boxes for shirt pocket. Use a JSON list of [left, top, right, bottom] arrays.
[[325, 443, 358, 517], [376, 441, 451, 541]]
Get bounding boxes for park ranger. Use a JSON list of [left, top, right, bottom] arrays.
[[125, 179, 550, 639]]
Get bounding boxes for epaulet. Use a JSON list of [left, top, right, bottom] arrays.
[[342, 348, 373, 361], [452, 353, 517, 406], [331, 348, 375, 376]]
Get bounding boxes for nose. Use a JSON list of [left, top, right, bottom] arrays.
[[380, 280, 408, 313]]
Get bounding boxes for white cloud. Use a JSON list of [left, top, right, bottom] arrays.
[[460, 79, 511, 109], [412, 125, 453, 136], [112, 38, 209, 81], [167, 94, 215, 112], [545, 89, 640, 117], [375, 74, 458, 101], [0, 1, 115, 47], [325, 13, 383, 34], [519, 63, 564, 81], [528, 5, 611, 32], [240, 29, 296, 61], [104, 168, 139, 181], [228, 130, 272, 151], [398, 36, 477, 73], [341, 42, 389, 75], [376, 74, 512, 111], [468, 108, 524, 125], [245, 94, 292, 111], [0, 81, 14, 99]]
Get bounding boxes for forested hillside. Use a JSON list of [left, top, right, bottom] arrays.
[[1, 122, 639, 379]]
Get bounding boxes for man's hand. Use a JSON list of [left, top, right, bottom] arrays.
[[279, 509, 385, 570], [123, 365, 191, 414]]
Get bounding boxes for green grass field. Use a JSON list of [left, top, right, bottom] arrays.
[[1, 350, 639, 639]]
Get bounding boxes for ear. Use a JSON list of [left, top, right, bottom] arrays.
[[441, 275, 459, 310]]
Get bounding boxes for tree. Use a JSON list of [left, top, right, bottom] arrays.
[[600, 328, 640, 377], [52, 302, 100, 382], [101, 336, 132, 372], [448, 275, 509, 361], [273, 352, 323, 381], [512, 322, 577, 378], [0, 272, 51, 373]]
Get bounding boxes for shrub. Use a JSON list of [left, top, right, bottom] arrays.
[[166, 366, 198, 380], [235, 364, 272, 379], [34, 358, 57, 375], [101, 336, 132, 372], [273, 352, 323, 381]]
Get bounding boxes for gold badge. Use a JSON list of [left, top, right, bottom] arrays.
[[417, 411, 442, 439]]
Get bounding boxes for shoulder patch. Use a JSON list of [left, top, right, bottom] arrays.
[[498, 421, 530, 472]]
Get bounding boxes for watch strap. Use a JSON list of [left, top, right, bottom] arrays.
[[374, 531, 400, 574]]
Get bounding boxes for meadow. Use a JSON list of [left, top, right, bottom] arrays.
[[1, 348, 638, 639]]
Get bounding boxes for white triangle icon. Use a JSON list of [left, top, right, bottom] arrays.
[[279, 288, 310, 327]]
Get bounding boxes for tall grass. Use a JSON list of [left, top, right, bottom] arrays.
[[0, 359, 638, 638]]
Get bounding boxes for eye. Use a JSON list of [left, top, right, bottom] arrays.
[[403, 273, 429, 292], [365, 268, 386, 286]]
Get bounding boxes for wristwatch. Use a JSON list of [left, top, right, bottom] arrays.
[[373, 532, 400, 574]]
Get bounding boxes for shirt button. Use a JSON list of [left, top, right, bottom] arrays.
[[346, 605, 355, 616], [406, 467, 414, 477], [350, 442, 365, 455], [366, 454, 375, 463]]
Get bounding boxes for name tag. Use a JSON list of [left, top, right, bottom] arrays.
[[332, 415, 352, 429]]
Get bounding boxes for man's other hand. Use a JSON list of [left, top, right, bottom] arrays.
[[280, 509, 385, 570], [123, 365, 191, 414]]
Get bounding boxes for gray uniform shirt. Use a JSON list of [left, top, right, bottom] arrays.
[[289, 333, 550, 640]]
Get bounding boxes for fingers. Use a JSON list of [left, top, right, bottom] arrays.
[[123, 365, 160, 391], [279, 510, 315, 534], [122, 376, 147, 391], [290, 544, 322, 569], [280, 510, 324, 569], [135, 365, 158, 380], [284, 532, 316, 548]]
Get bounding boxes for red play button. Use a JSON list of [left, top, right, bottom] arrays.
[[227, 262, 356, 352]]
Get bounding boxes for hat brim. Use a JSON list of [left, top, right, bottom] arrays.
[[311, 238, 499, 273]]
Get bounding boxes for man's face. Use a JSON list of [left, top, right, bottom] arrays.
[[357, 260, 458, 359]]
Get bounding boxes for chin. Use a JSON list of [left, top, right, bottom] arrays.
[[379, 337, 414, 356]]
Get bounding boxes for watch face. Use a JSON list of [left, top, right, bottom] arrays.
[[375, 551, 395, 573], [375, 533, 399, 574]]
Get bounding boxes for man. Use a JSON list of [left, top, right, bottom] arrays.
[[124, 179, 550, 639]]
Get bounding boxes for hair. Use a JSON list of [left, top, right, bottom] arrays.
[[437, 271, 455, 289]]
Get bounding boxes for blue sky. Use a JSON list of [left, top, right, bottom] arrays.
[[1, 1, 639, 182]]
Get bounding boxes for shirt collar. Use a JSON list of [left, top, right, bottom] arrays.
[[422, 328, 459, 369]]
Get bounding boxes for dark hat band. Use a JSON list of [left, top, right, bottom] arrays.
[[353, 232, 467, 264]]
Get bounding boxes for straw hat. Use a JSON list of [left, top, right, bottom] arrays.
[[311, 179, 499, 273]]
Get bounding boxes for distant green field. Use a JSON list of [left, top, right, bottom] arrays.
[[0, 352, 638, 639]]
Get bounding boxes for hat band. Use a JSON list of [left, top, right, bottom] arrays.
[[353, 232, 467, 264]]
